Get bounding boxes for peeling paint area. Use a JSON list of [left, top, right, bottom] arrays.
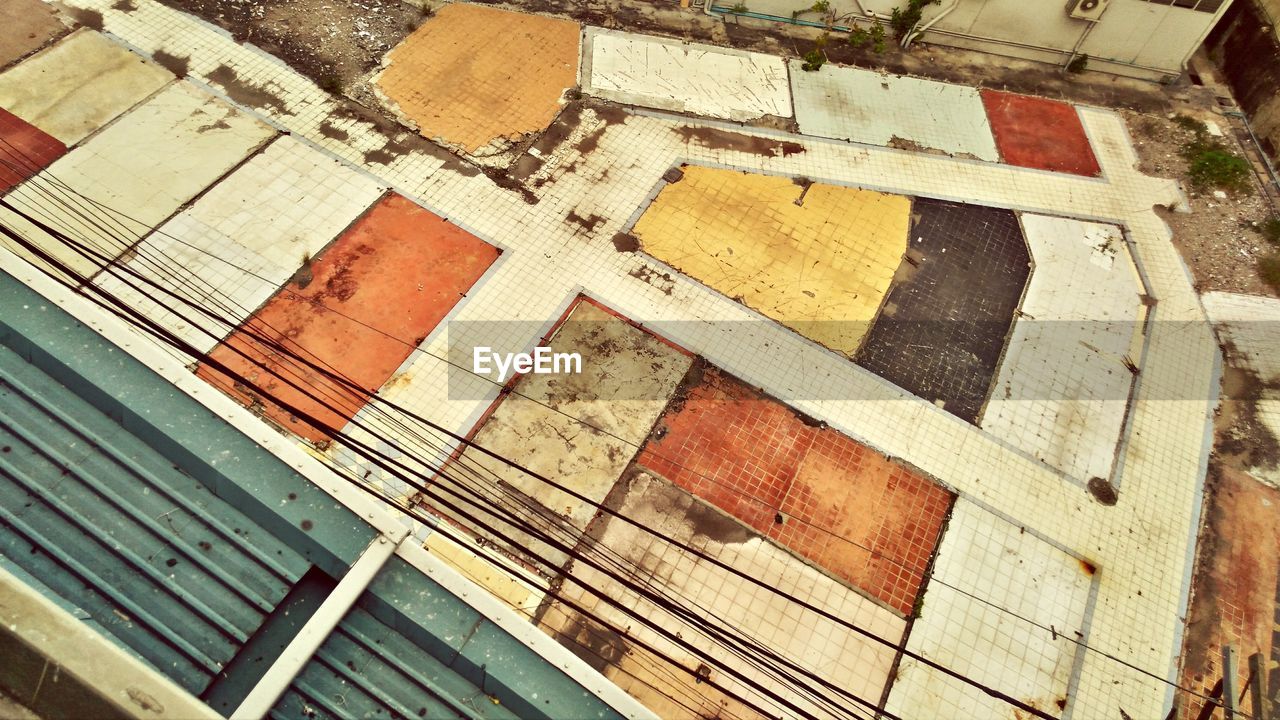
[[373, 4, 579, 158], [0, 30, 171, 146], [199, 194, 498, 443], [638, 365, 953, 615], [856, 197, 1031, 423], [886, 500, 1093, 719], [982, 214, 1146, 483], [541, 469, 907, 720], [632, 165, 910, 356]]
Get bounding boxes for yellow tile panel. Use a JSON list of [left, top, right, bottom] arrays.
[[632, 166, 910, 355], [374, 4, 579, 153]]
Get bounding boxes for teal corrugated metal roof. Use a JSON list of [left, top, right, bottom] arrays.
[[0, 269, 628, 720], [0, 337, 308, 693]]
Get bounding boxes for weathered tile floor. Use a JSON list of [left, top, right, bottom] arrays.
[[981, 89, 1102, 177], [447, 298, 692, 567], [542, 468, 908, 720], [982, 214, 1146, 484], [374, 3, 579, 159], [199, 194, 498, 442], [632, 165, 910, 356], [584, 28, 792, 122], [0, 29, 171, 146], [855, 197, 1031, 423], [0, 0, 64, 69], [2, 80, 270, 281], [94, 135, 387, 356], [790, 64, 1000, 161], [0, 4, 1220, 718], [637, 364, 954, 615]]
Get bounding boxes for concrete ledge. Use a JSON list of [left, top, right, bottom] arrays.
[[0, 565, 221, 720]]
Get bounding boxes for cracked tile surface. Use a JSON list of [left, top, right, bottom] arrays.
[[585, 28, 791, 122], [791, 64, 998, 161]]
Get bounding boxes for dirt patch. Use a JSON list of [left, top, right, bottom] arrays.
[[674, 125, 805, 157], [566, 209, 605, 234], [628, 265, 675, 295], [64, 6, 104, 30], [1124, 110, 1276, 296], [155, 0, 422, 95], [611, 232, 639, 253], [152, 50, 189, 78], [1213, 360, 1280, 472], [327, 103, 480, 178], [111, 0, 137, 11], [207, 64, 289, 116]]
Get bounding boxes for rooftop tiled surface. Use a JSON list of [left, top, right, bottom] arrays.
[[199, 194, 498, 442], [632, 165, 910, 356], [639, 365, 953, 615], [0, 2, 1214, 716], [374, 3, 579, 155], [981, 89, 1102, 176]]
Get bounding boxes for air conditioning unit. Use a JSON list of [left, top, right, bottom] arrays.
[[1068, 0, 1109, 21]]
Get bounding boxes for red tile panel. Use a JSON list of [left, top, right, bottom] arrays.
[[638, 366, 953, 615], [637, 367, 815, 533], [0, 107, 67, 193], [980, 89, 1101, 177], [200, 193, 499, 442]]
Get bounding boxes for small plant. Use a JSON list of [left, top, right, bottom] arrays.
[[1066, 53, 1088, 74], [1258, 251, 1280, 293], [849, 25, 869, 48], [1173, 114, 1209, 134], [1261, 216, 1280, 244], [1188, 149, 1252, 193], [801, 33, 829, 71], [801, 47, 827, 71], [1177, 119, 1252, 194], [870, 22, 887, 53], [792, 0, 830, 17], [731, 1, 748, 10], [889, 0, 937, 39]]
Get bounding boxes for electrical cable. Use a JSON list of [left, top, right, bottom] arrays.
[[0, 211, 886, 720], [0, 137, 1231, 717]]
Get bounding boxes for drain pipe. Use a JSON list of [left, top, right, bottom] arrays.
[[1225, 109, 1280, 211], [704, 0, 888, 32], [903, 0, 959, 49], [1063, 21, 1095, 71]]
